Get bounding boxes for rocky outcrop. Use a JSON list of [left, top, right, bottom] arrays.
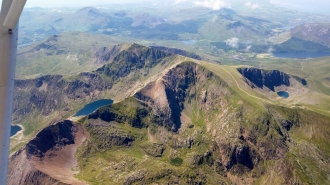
[[150, 46, 202, 60], [96, 43, 173, 78], [7, 148, 68, 185], [91, 43, 128, 64], [134, 62, 200, 131], [86, 121, 135, 150], [14, 75, 65, 116], [26, 120, 77, 158], [140, 143, 165, 157], [238, 67, 291, 91], [88, 100, 150, 128], [8, 121, 88, 185], [226, 21, 244, 30]]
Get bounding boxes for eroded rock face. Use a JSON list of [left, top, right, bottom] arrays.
[[92, 44, 126, 64], [8, 120, 88, 185], [140, 143, 165, 157], [8, 148, 69, 185], [26, 120, 77, 158], [134, 62, 201, 131], [220, 143, 256, 170], [150, 46, 202, 60], [14, 75, 65, 116], [238, 68, 290, 91], [86, 121, 135, 150]]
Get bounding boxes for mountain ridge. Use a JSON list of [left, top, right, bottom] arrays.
[[8, 57, 330, 184]]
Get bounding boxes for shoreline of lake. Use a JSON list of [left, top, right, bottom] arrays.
[[74, 99, 114, 117], [11, 124, 23, 138]]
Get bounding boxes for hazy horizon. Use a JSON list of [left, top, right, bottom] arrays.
[[22, 0, 330, 16], [23, 0, 329, 8]]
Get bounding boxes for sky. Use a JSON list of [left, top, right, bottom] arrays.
[[24, 0, 148, 7], [22, 0, 330, 8], [23, 0, 330, 15], [270, 0, 330, 15]]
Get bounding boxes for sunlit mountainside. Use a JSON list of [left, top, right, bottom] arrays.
[[8, 1, 330, 184]]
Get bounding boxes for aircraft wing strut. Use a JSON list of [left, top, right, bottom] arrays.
[[0, 0, 26, 184]]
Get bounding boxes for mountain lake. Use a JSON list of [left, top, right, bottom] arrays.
[[277, 91, 290, 99], [11, 125, 22, 137], [74, 99, 114, 117], [273, 52, 330, 59]]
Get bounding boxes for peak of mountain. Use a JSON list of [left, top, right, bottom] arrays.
[[91, 43, 132, 64], [274, 23, 330, 53], [291, 23, 330, 46], [150, 46, 202, 60], [16, 33, 139, 78], [130, 13, 165, 28], [76, 7, 102, 16]]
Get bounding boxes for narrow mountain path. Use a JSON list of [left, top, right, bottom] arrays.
[[148, 127, 157, 143], [215, 64, 274, 104], [215, 64, 330, 115]]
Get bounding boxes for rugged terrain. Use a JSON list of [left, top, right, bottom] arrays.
[[18, 4, 330, 59], [8, 44, 330, 184], [8, 1, 330, 184], [11, 43, 182, 151]]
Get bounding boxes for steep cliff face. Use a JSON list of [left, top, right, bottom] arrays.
[[91, 43, 131, 65], [7, 147, 68, 185], [8, 120, 88, 185], [134, 63, 200, 131], [14, 75, 65, 117], [26, 120, 76, 158], [237, 67, 291, 91], [150, 46, 202, 60], [96, 43, 173, 78]]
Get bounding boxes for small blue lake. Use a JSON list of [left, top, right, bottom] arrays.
[[182, 40, 196, 45], [277, 91, 290, 99], [273, 52, 330, 59], [74, 99, 114, 117], [11, 125, 22, 137]]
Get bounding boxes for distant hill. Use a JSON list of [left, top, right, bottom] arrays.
[[16, 33, 133, 78], [274, 23, 330, 53], [291, 23, 330, 46]]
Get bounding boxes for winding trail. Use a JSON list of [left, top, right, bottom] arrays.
[[214, 64, 274, 104], [211, 64, 329, 115]]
